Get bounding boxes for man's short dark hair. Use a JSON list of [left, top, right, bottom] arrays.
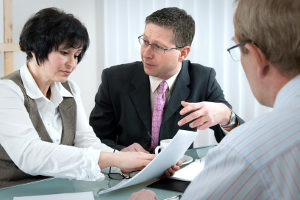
[[19, 7, 89, 65], [145, 7, 195, 47]]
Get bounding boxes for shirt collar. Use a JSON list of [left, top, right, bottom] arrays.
[[149, 70, 180, 93], [274, 74, 300, 108], [20, 65, 73, 107]]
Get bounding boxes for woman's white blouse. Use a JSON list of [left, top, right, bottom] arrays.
[[0, 65, 114, 181]]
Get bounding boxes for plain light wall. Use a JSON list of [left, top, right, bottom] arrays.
[[1, 0, 270, 121], [0, 0, 102, 116]]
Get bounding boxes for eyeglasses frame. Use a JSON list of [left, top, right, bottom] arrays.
[[107, 149, 133, 180], [227, 40, 254, 61], [138, 35, 184, 55]]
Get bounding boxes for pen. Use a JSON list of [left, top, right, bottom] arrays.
[[164, 194, 182, 200]]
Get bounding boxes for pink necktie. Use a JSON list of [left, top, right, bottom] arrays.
[[151, 81, 168, 149]]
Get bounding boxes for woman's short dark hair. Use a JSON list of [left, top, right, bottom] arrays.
[[19, 7, 89, 65]]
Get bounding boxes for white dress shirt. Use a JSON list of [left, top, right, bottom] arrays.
[[181, 74, 300, 200], [0, 65, 114, 181]]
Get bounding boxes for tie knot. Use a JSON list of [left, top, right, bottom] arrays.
[[158, 81, 168, 94]]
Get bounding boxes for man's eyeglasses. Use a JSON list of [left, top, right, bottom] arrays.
[[108, 166, 139, 180], [227, 41, 253, 62], [107, 149, 139, 180], [108, 166, 130, 180], [138, 35, 183, 55]]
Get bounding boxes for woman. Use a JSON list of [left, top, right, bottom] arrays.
[[0, 7, 157, 188]]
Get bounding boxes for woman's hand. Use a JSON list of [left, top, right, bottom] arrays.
[[99, 151, 155, 173]]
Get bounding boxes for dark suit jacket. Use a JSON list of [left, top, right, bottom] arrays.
[[90, 60, 243, 151]]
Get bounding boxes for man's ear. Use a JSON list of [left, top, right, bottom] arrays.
[[178, 46, 191, 62], [245, 43, 270, 78]]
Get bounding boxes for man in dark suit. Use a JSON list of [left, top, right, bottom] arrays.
[[90, 7, 243, 152]]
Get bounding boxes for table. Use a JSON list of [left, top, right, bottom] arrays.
[[0, 146, 214, 200]]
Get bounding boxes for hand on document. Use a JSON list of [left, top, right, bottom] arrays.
[[98, 130, 198, 195], [163, 160, 183, 177], [107, 151, 155, 173], [170, 158, 205, 182], [120, 142, 182, 177]]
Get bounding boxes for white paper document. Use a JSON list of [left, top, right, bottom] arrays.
[[13, 191, 94, 200], [98, 130, 198, 195], [169, 158, 205, 182]]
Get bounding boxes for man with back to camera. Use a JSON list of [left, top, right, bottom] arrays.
[[130, 0, 300, 199], [90, 7, 243, 152]]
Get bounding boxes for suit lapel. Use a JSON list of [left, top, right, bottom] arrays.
[[129, 64, 152, 131], [163, 61, 190, 123]]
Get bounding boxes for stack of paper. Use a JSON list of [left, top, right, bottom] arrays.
[[170, 159, 205, 182], [98, 130, 198, 195]]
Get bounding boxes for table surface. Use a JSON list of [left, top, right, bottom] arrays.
[[0, 146, 214, 200]]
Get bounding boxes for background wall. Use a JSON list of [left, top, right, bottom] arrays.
[[0, 0, 271, 122]]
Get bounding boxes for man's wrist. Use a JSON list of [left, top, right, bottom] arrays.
[[221, 111, 237, 128]]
